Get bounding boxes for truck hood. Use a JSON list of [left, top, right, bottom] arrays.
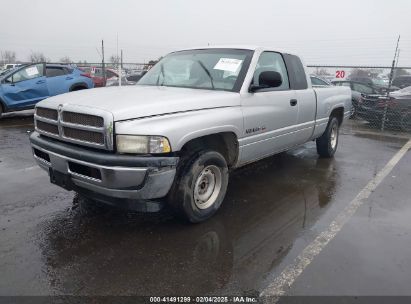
[[38, 85, 240, 121]]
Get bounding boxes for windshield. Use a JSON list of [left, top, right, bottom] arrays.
[[138, 49, 253, 92], [0, 67, 18, 79]]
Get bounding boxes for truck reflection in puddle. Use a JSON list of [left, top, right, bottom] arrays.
[[39, 146, 338, 295]]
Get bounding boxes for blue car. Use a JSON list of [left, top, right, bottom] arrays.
[[0, 63, 94, 117]]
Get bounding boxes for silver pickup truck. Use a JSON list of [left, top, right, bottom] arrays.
[[30, 46, 351, 222]]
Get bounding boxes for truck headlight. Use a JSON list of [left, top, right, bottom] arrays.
[[116, 135, 171, 154]]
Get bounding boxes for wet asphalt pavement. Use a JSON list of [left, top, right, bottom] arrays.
[[0, 112, 410, 297]]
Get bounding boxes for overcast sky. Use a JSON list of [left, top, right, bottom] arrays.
[[1, 0, 411, 66]]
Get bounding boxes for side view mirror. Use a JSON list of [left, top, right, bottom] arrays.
[[249, 71, 283, 92]]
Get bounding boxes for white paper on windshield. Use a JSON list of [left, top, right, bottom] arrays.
[[26, 66, 39, 76], [213, 58, 243, 73]]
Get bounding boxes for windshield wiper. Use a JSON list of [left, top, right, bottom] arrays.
[[197, 60, 215, 89], [156, 63, 165, 86]]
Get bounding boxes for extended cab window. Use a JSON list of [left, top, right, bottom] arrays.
[[283, 54, 308, 90], [7, 64, 44, 83], [252, 52, 289, 91]]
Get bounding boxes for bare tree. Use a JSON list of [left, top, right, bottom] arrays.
[[0, 50, 17, 65], [29, 51, 49, 63], [59, 56, 72, 64], [349, 68, 371, 78], [109, 55, 120, 67], [315, 68, 331, 76]]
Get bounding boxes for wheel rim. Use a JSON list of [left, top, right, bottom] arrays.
[[330, 124, 338, 150], [193, 165, 222, 209]]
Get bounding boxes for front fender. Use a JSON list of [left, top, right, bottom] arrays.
[[115, 107, 244, 151]]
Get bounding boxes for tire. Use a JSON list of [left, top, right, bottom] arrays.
[[70, 85, 87, 92], [168, 150, 229, 223], [316, 117, 340, 158], [0, 103, 3, 119]]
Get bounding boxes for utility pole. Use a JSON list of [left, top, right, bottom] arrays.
[[101, 40, 106, 84], [381, 35, 400, 131], [121, 49, 123, 69]]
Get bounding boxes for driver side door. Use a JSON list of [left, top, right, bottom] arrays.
[[1, 63, 49, 110], [240, 51, 298, 164]]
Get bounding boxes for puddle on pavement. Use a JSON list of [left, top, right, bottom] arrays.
[[36, 150, 339, 295]]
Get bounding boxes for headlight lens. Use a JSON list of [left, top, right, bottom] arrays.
[[116, 135, 171, 154]]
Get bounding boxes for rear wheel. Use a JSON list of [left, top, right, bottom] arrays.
[[168, 150, 229, 223], [0, 103, 3, 119], [70, 86, 87, 92], [316, 117, 340, 158]]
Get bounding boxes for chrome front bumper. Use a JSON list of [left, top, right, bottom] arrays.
[[30, 132, 178, 208]]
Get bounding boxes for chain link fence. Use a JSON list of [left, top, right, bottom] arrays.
[[40, 61, 411, 137], [308, 65, 411, 136]]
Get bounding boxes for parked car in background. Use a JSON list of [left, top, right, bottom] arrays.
[[348, 76, 398, 92], [126, 70, 147, 82], [332, 80, 382, 117], [356, 92, 411, 132], [321, 75, 336, 83], [2, 63, 21, 70], [106, 71, 148, 87], [310, 75, 332, 87], [0, 63, 94, 117], [78, 67, 120, 87], [333, 81, 411, 130], [392, 75, 411, 89], [106, 76, 135, 87], [390, 86, 411, 97]]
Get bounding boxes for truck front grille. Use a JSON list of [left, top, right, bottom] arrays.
[[36, 121, 59, 135], [62, 111, 104, 127], [34, 105, 113, 150], [63, 127, 105, 145], [36, 107, 58, 121]]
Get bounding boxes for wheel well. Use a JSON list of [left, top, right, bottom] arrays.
[[0, 98, 5, 113], [179, 132, 239, 168], [330, 107, 344, 126], [70, 84, 88, 91]]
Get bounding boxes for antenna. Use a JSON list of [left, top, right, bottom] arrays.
[[382, 35, 400, 131], [388, 35, 400, 89]]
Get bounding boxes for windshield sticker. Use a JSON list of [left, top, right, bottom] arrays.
[[213, 58, 243, 73], [26, 66, 39, 76]]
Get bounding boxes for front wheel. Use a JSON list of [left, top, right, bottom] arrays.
[[168, 150, 229, 223], [316, 117, 340, 158]]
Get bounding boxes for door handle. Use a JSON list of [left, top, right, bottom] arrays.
[[36, 80, 45, 84], [290, 99, 298, 106], [66, 77, 73, 80]]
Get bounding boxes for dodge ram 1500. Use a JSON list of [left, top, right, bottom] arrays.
[[30, 46, 351, 222]]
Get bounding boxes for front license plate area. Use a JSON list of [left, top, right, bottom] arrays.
[[49, 168, 73, 191]]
